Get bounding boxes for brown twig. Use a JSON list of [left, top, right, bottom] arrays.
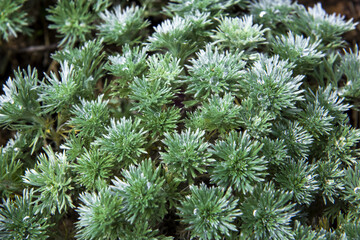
[[10, 43, 58, 53]]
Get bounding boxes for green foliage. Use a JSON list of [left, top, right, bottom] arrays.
[[0, 0, 31, 41], [0, 147, 22, 198], [46, 0, 110, 47], [105, 44, 148, 97], [138, 107, 181, 138], [60, 131, 88, 162], [243, 55, 304, 116], [271, 31, 325, 71], [94, 117, 147, 167], [273, 121, 313, 159], [111, 159, 167, 224], [39, 62, 82, 114], [342, 163, 360, 206], [305, 85, 350, 124], [164, 0, 247, 17], [0, 67, 42, 131], [184, 44, 246, 102], [23, 147, 74, 215], [260, 137, 288, 166], [240, 182, 298, 239], [316, 159, 344, 204], [275, 158, 319, 205], [298, 3, 357, 48], [339, 45, 360, 107], [77, 186, 173, 240], [238, 97, 274, 139], [69, 95, 110, 139], [97, 5, 150, 45], [293, 220, 327, 240], [298, 98, 334, 139], [129, 77, 175, 112], [0, 67, 45, 152], [186, 93, 241, 134], [148, 13, 212, 62], [213, 15, 268, 51], [249, 0, 300, 32], [52, 39, 106, 85], [146, 52, 183, 86], [0, 189, 52, 240], [341, 220, 360, 240], [209, 130, 267, 193], [1, 0, 360, 238], [72, 147, 114, 190], [161, 128, 213, 181], [177, 183, 240, 240], [324, 125, 360, 166], [75, 187, 125, 240]]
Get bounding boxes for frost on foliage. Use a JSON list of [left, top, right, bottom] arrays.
[[97, 5, 149, 45]]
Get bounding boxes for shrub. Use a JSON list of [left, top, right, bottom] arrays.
[[0, 0, 359, 239]]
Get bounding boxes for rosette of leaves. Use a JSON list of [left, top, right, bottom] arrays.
[[68, 95, 110, 140], [51, 39, 106, 86], [298, 101, 334, 140], [240, 182, 298, 239], [297, 3, 357, 49], [238, 97, 274, 139], [242, 55, 304, 117], [0, 147, 22, 198], [146, 52, 183, 86], [342, 163, 360, 207], [72, 147, 115, 191], [271, 31, 325, 72], [22, 147, 74, 215], [304, 85, 350, 126], [129, 77, 175, 112], [249, 0, 301, 33], [275, 158, 319, 205], [2, 132, 42, 165], [0, 189, 52, 240], [39, 61, 87, 114], [293, 220, 327, 240], [97, 5, 150, 45], [323, 125, 360, 166], [60, 131, 89, 162], [105, 44, 148, 97], [0, 0, 31, 41], [148, 13, 212, 62], [209, 130, 267, 193], [339, 46, 360, 108], [0, 67, 44, 151], [111, 159, 167, 224], [340, 219, 360, 240], [161, 128, 213, 181], [77, 187, 172, 240], [164, 0, 246, 17], [138, 107, 181, 138], [75, 187, 126, 240], [177, 183, 240, 240], [273, 120, 313, 159], [183, 44, 246, 103], [260, 137, 288, 166], [212, 15, 268, 51], [46, 0, 110, 47], [93, 117, 147, 168], [316, 159, 344, 204], [186, 93, 241, 135]]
